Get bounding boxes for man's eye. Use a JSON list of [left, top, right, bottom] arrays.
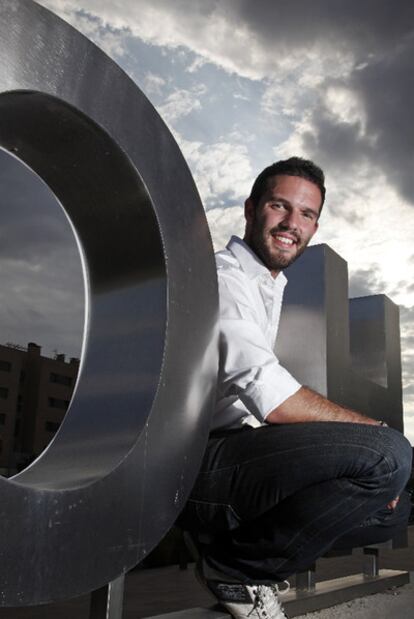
[[272, 202, 284, 209]]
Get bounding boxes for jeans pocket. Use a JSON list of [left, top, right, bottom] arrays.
[[191, 500, 241, 533]]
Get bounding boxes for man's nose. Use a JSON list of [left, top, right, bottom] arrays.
[[282, 209, 299, 230]]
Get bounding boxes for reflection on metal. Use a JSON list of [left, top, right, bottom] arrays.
[[277, 244, 403, 431], [89, 575, 125, 619], [295, 565, 316, 593], [363, 548, 379, 578], [0, 0, 218, 606]]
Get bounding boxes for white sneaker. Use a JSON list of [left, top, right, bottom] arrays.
[[206, 581, 289, 619], [195, 560, 290, 619]]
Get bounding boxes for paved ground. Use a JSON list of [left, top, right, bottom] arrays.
[[1, 528, 414, 618], [294, 579, 414, 618]]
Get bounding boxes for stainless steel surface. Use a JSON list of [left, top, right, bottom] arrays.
[[90, 575, 125, 619], [296, 566, 316, 593], [0, 0, 218, 606], [363, 548, 379, 578], [277, 244, 404, 431]]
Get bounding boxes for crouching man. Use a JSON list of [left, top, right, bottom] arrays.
[[179, 157, 412, 619]]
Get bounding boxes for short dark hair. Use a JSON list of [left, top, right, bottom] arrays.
[[249, 156, 326, 213]]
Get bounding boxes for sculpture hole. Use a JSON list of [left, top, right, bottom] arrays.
[[0, 90, 167, 490], [0, 148, 84, 477]]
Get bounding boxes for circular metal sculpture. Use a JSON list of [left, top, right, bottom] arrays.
[[0, 0, 218, 606]]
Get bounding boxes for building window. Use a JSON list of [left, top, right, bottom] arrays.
[[0, 387, 8, 399], [0, 360, 11, 372], [48, 397, 69, 410], [50, 372, 72, 387], [45, 421, 60, 433], [0, 413, 5, 425]]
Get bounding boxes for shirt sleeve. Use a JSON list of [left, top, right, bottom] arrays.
[[218, 272, 301, 423]]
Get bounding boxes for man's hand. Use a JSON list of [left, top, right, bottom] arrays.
[[387, 496, 400, 510], [266, 386, 381, 426]]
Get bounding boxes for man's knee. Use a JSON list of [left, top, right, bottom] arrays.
[[393, 489, 412, 527], [379, 428, 412, 492]]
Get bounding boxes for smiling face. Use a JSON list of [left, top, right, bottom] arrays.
[[244, 174, 321, 277]]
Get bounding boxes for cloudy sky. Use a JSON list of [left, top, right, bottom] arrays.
[[2, 0, 414, 440]]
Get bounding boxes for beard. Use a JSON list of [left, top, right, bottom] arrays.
[[250, 224, 309, 272]]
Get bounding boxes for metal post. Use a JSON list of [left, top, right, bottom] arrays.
[[89, 574, 125, 619], [295, 564, 316, 593], [363, 548, 379, 578]]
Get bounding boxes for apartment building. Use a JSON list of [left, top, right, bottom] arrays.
[[0, 342, 79, 476]]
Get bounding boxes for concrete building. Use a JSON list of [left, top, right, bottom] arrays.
[[0, 342, 79, 476]]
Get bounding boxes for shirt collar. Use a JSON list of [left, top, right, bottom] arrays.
[[226, 235, 287, 287]]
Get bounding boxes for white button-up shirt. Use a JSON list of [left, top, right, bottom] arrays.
[[212, 235, 301, 431]]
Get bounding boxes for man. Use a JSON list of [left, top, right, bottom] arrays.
[[180, 157, 412, 619]]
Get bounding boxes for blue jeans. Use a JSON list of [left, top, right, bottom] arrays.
[[180, 422, 412, 583]]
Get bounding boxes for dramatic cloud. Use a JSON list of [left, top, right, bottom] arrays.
[[177, 135, 252, 208], [206, 206, 245, 251], [0, 150, 84, 358], [7, 0, 414, 441], [143, 72, 166, 97], [349, 267, 388, 299], [39, 0, 414, 206], [158, 85, 206, 124]]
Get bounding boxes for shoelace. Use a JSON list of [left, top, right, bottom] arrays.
[[247, 581, 290, 618], [272, 580, 290, 595]]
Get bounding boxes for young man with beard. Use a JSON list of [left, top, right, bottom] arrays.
[[180, 157, 412, 619]]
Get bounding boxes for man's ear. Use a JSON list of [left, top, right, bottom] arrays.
[[244, 198, 255, 241], [244, 198, 255, 225]]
